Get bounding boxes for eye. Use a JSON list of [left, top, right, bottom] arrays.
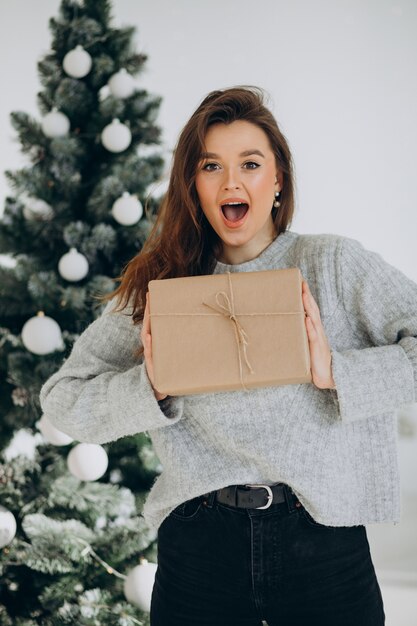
[[243, 161, 260, 169], [201, 162, 219, 172]]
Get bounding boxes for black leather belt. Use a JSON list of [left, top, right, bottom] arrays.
[[203, 483, 286, 510]]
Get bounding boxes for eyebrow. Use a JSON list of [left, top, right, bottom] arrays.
[[200, 149, 265, 159]]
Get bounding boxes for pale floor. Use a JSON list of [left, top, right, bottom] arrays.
[[379, 584, 417, 626], [367, 492, 417, 625]]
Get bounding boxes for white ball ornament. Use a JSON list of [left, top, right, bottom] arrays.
[[111, 192, 143, 226], [63, 45, 92, 78], [101, 118, 132, 153], [37, 415, 73, 446], [124, 560, 157, 611], [0, 505, 17, 549], [21, 312, 64, 355], [23, 198, 54, 221], [41, 108, 70, 138], [67, 443, 108, 481], [58, 248, 89, 282], [108, 69, 136, 99]]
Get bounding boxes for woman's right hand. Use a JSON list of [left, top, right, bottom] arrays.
[[141, 291, 168, 402]]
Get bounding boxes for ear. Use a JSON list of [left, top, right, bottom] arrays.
[[275, 170, 284, 191]]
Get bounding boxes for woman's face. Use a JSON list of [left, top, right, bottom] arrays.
[[195, 120, 282, 264]]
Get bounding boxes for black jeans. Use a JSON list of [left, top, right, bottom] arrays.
[[150, 484, 385, 626]]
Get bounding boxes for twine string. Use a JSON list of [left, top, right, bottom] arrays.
[[202, 273, 255, 390]]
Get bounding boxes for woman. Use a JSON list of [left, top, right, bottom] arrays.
[[40, 86, 417, 626]]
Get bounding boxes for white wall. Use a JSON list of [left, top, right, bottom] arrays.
[[1, 0, 416, 284]]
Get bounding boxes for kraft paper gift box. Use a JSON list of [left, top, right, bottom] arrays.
[[148, 268, 312, 396]]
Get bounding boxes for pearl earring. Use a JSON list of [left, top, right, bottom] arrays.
[[273, 191, 281, 208]]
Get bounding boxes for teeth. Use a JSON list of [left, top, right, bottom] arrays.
[[222, 201, 245, 206]]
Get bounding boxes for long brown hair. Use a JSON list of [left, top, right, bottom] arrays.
[[106, 85, 296, 335]]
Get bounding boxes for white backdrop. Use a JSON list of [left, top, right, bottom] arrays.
[[0, 0, 416, 280]]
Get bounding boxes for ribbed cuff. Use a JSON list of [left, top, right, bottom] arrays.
[[330, 345, 415, 422]]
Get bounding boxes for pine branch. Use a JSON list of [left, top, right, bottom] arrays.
[[37, 575, 80, 614], [82, 224, 117, 262], [0, 605, 14, 625], [48, 17, 72, 59], [7, 350, 39, 388], [36, 91, 54, 117], [98, 93, 125, 122], [55, 77, 95, 122], [49, 588, 149, 626], [0, 267, 32, 320], [88, 52, 116, 89], [58, 0, 82, 24], [83, 0, 113, 28], [124, 52, 148, 76], [28, 271, 60, 302], [0, 456, 42, 511], [22, 514, 95, 574], [46, 476, 136, 524], [59, 286, 88, 314], [9, 112, 47, 156], [66, 16, 105, 53], [5, 166, 51, 199], [94, 517, 153, 564], [37, 55, 63, 90], [107, 26, 137, 60]]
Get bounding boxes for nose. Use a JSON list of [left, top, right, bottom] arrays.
[[222, 167, 241, 190]]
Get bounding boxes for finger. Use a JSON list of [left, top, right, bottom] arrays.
[[143, 292, 150, 331], [141, 293, 151, 344], [302, 284, 315, 315], [146, 331, 152, 360], [147, 291, 151, 324], [142, 328, 152, 363], [305, 307, 326, 342], [302, 282, 320, 319], [302, 281, 313, 302], [145, 325, 154, 378], [305, 315, 318, 341]]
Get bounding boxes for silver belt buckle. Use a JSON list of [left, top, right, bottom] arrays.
[[244, 484, 274, 509]]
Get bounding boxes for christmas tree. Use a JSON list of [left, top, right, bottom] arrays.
[[0, 1, 165, 623]]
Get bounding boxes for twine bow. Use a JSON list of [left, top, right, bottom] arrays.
[[202, 272, 254, 390]]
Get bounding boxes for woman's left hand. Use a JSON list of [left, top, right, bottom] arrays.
[[302, 280, 336, 390]]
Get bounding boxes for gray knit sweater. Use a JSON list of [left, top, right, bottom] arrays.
[[39, 231, 417, 532]]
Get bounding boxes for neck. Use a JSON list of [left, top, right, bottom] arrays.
[[218, 223, 278, 265]]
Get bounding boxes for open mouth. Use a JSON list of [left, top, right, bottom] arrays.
[[220, 202, 249, 224]]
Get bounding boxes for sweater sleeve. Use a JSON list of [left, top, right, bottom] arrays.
[[39, 299, 184, 443], [329, 237, 417, 422]]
